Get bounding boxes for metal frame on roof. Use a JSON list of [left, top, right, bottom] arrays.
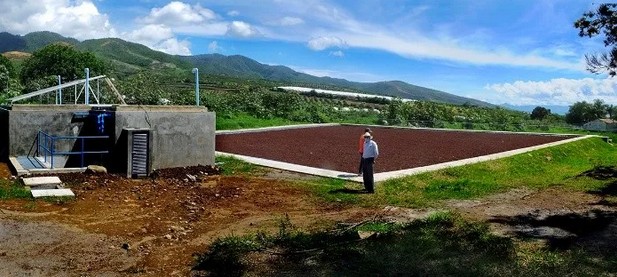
[[6, 75, 126, 105]]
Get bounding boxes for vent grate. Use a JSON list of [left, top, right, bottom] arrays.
[[131, 133, 149, 176]]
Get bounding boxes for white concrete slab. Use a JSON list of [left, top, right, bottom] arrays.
[[8, 157, 28, 176], [216, 123, 339, 135], [31, 189, 75, 198], [216, 151, 363, 182], [22, 176, 62, 187]]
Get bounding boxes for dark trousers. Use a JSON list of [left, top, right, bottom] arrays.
[[362, 157, 375, 192], [358, 153, 364, 174]]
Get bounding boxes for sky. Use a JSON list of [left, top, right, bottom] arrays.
[[0, 0, 615, 107]]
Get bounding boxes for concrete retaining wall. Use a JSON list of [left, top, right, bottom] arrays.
[[1, 104, 216, 170], [6, 105, 90, 157]]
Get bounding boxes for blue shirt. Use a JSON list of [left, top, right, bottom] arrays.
[[362, 139, 379, 159]]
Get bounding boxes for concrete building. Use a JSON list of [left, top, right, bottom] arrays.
[[583, 118, 617, 132], [0, 104, 216, 176]]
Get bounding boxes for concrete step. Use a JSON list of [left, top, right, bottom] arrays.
[[31, 189, 75, 198], [22, 176, 62, 187]]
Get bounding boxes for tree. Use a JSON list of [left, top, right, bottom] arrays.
[[575, 3, 617, 76], [608, 104, 617, 119], [0, 54, 15, 78], [530, 106, 551, 120], [0, 65, 9, 93], [591, 98, 609, 118], [20, 43, 108, 90], [565, 101, 595, 124]]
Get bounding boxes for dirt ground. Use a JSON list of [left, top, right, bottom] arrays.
[[2, 162, 617, 276], [0, 163, 376, 276]]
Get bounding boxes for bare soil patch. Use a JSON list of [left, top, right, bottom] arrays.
[[216, 125, 575, 173], [0, 163, 374, 276]]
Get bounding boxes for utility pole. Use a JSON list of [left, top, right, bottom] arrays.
[[85, 68, 90, 105], [192, 68, 200, 106]]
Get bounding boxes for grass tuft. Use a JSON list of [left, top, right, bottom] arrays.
[[215, 155, 261, 176], [0, 179, 31, 199]]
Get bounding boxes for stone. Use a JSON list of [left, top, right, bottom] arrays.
[[31, 189, 75, 198], [357, 231, 376, 240], [86, 165, 107, 174], [22, 176, 62, 187]]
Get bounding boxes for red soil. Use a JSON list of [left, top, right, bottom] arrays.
[[215, 125, 576, 173]]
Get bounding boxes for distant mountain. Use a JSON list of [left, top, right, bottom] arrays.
[[1, 31, 494, 107], [23, 31, 79, 52], [0, 31, 79, 53], [0, 32, 26, 53], [500, 104, 570, 115], [181, 54, 493, 107], [77, 38, 192, 74]]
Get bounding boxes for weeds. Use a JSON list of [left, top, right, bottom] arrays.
[[0, 179, 30, 199], [215, 155, 260, 176]]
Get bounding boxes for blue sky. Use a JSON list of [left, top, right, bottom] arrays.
[[0, 0, 614, 107]]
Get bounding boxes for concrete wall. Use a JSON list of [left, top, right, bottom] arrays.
[[0, 107, 9, 160], [6, 105, 90, 157], [114, 105, 215, 169], [3, 104, 216, 171]]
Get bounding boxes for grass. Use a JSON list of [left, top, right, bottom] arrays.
[[216, 113, 300, 130], [215, 155, 262, 176], [0, 179, 31, 199], [193, 212, 617, 276]]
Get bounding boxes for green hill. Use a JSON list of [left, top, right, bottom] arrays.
[[1, 31, 493, 107], [0, 32, 26, 53], [77, 38, 192, 74], [23, 31, 80, 52], [181, 54, 491, 106]]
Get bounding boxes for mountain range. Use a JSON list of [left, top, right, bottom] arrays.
[[0, 31, 493, 107]]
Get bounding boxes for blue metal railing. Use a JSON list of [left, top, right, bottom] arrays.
[[37, 131, 109, 168]]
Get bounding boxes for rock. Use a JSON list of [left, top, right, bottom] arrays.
[[357, 231, 376, 240], [121, 243, 130, 250], [186, 174, 197, 182], [164, 234, 173, 240], [170, 226, 185, 232], [86, 165, 107, 174]]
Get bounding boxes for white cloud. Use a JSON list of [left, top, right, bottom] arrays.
[[227, 10, 240, 17], [279, 16, 304, 26], [127, 24, 174, 44], [141, 1, 216, 26], [0, 0, 115, 40], [126, 24, 190, 55], [486, 78, 617, 105], [226, 21, 260, 37], [208, 41, 221, 53], [156, 38, 191, 56], [308, 36, 347, 51], [329, 50, 344, 57]]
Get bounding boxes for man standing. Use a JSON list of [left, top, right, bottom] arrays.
[[361, 131, 379, 193], [358, 128, 372, 175]]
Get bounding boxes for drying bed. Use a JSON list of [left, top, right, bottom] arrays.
[[215, 125, 579, 175]]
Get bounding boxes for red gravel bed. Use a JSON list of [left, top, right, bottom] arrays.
[[215, 125, 577, 174]]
